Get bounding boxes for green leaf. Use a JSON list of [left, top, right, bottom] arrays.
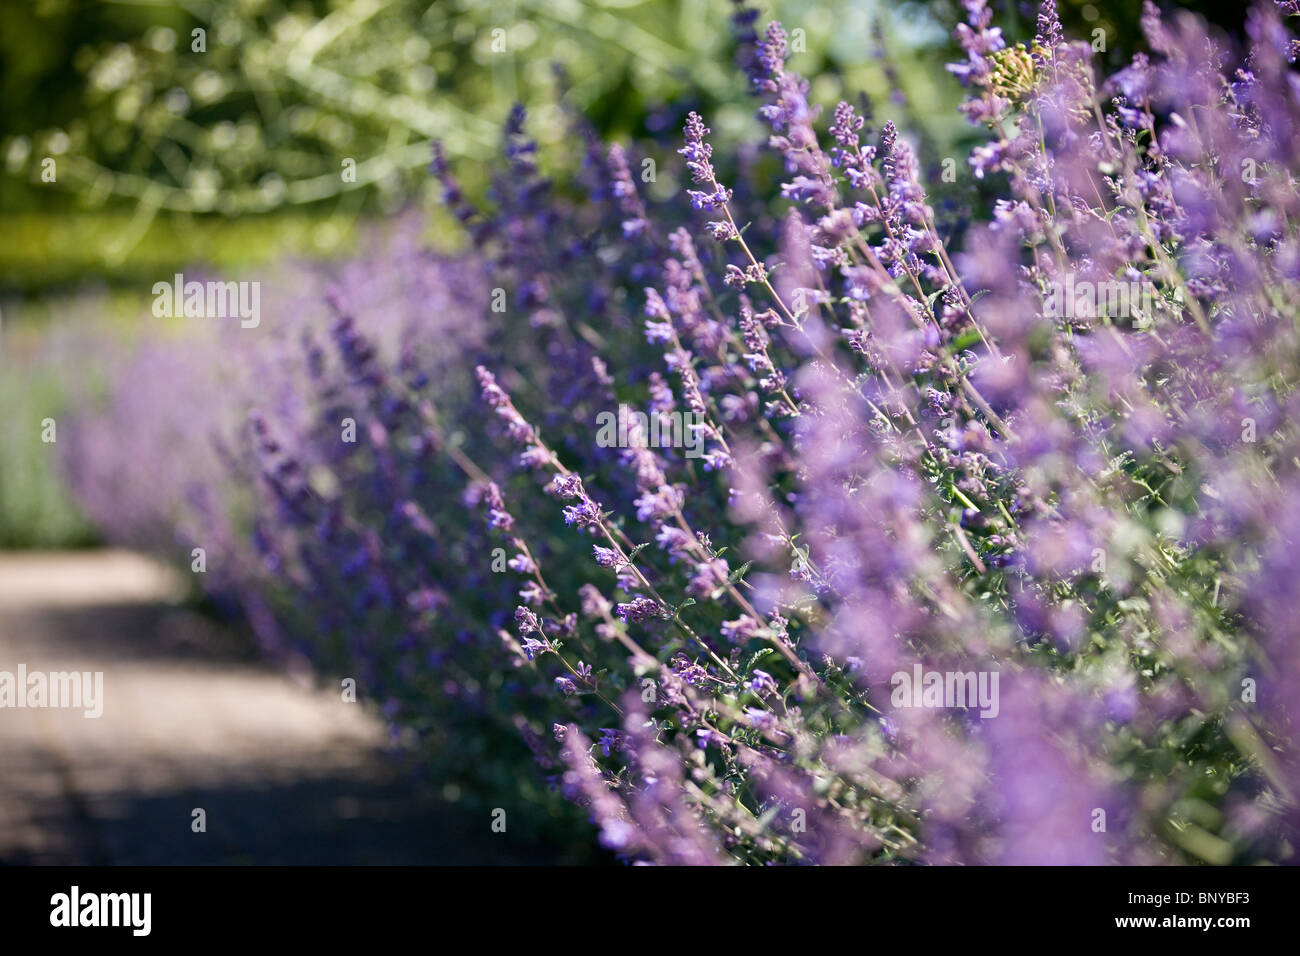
[[745, 647, 774, 673], [727, 560, 753, 585]]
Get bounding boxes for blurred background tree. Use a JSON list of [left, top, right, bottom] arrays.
[[0, 0, 972, 292]]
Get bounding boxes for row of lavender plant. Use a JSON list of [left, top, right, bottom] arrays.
[[55, 221, 582, 835], [63, 0, 1300, 864]]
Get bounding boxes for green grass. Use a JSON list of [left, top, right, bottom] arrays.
[[0, 209, 363, 295], [0, 343, 98, 548]]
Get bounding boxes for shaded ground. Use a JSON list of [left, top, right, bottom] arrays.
[[0, 550, 552, 864]]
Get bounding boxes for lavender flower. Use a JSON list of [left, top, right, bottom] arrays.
[[615, 596, 665, 624]]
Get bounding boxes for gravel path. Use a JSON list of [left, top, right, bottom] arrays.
[[0, 550, 541, 864]]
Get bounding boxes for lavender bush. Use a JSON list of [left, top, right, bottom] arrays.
[[63, 0, 1300, 864]]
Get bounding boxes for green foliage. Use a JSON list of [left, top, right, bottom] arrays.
[[0, 321, 98, 548], [2, 0, 969, 293]]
